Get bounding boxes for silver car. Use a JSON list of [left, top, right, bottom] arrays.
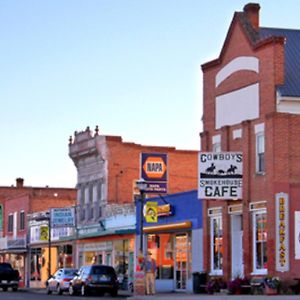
[[46, 268, 77, 295]]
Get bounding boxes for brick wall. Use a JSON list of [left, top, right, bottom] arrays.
[[106, 137, 198, 204]]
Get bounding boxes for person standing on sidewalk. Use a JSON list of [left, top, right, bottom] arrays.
[[145, 251, 156, 295]]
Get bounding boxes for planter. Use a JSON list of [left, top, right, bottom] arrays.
[[265, 286, 277, 295]]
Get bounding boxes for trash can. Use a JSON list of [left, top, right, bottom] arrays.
[[193, 272, 207, 294]]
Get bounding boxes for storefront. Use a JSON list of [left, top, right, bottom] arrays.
[[76, 203, 136, 289], [136, 190, 203, 293]]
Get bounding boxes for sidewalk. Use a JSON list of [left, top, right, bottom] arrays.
[[127, 292, 300, 300]]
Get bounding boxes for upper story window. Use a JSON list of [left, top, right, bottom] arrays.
[[20, 211, 25, 230], [255, 123, 265, 174], [8, 214, 13, 232], [212, 134, 221, 152]]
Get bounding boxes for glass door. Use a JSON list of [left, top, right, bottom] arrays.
[[174, 233, 188, 290]]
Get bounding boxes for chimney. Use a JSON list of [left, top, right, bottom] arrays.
[[243, 3, 260, 30], [16, 178, 24, 188]]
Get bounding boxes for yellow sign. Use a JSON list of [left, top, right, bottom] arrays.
[[145, 202, 158, 223], [40, 226, 49, 241]]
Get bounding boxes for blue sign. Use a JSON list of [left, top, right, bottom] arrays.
[[141, 153, 168, 194], [50, 207, 75, 228]]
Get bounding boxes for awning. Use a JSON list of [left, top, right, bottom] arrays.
[[143, 221, 192, 233]]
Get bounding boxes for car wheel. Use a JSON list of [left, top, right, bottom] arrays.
[[46, 285, 52, 295], [110, 288, 118, 297], [57, 284, 63, 295], [12, 286, 18, 292], [81, 284, 88, 296], [2, 287, 8, 292], [69, 284, 75, 296]]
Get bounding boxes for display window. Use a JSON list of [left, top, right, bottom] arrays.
[[210, 215, 223, 275], [252, 211, 267, 274], [146, 232, 191, 289]]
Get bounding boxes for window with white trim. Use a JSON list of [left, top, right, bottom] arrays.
[[210, 215, 223, 275], [256, 132, 265, 173], [8, 214, 13, 232], [212, 135, 221, 152], [252, 210, 267, 274], [20, 211, 25, 230]]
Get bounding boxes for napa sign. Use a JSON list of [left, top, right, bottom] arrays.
[[141, 153, 168, 194], [198, 152, 243, 199]]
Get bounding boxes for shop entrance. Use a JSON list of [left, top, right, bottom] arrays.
[[174, 233, 188, 291], [231, 214, 244, 278]]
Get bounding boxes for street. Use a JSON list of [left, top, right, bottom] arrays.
[[2, 289, 300, 300], [0, 290, 130, 300]]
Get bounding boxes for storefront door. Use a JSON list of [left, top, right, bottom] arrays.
[[174, 233, 188, 291], [231, 214, 244, 278]]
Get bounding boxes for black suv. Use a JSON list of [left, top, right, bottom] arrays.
[[69, 265, 118, 296]]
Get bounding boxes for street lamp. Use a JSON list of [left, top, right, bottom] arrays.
[[135, 178, 147, 253]]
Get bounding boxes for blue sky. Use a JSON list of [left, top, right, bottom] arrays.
[[1, 0, 299, 187]]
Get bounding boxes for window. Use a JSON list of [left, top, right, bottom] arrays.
[[212, 134, 221, 152], [252, 211, 267, 274], [256, 133, 265, 173], [213, 143, 221, 153], [210, 215, 223, 275], [20, 211, 25, 230], [8, 214, 13, 232]]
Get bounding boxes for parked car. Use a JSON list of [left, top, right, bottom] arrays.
[[0, 263, 20, 292], [69, 265, 118, 296], [46, 268, 77, 295]]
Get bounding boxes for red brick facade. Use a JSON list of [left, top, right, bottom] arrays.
[[201, 3, 300, 284], [105, 135, 198, 204]]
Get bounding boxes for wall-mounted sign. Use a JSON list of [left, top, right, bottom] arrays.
[[50, 207, 75, 228], [295, 211, 300, 260], [276, 193, 289, 271], [198, 152, 243, 199], [141, 153, 168, 194]]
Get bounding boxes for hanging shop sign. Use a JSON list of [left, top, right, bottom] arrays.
[[198, 152, 243, 199], [145, 202, 158, 223], [276, 193, 289, 272], [141, 153, 168, 194], [40, 226, 49, 241], [50, 207, 75, 228]]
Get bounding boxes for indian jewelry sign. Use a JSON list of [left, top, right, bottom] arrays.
[[276, 193, 289, 272]]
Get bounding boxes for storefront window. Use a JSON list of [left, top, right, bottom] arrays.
[[147, 232, 191, 284], [253, 211, 267, 274], [147, 233, 174, 279], [210, 215, 223, 275]]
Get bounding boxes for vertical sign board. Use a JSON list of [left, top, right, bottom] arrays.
[[0, 205, 2, 231], [141, 153, 168, 194], [276, 193, 289, 271], [145, 202, 158, 223], [295, 211, 300, 259], [198, 152, 243, 199], [50, 207, 75, 228]]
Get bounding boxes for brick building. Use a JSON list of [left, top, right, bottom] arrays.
[[68, 126, 198, 286], [200, 3, 300, 284], [0, 178, 76, 287]]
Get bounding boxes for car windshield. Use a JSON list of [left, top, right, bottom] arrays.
[[64, 269, 77, 275], [92, 266, 114, 275], [0, 263, 13, 271]]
